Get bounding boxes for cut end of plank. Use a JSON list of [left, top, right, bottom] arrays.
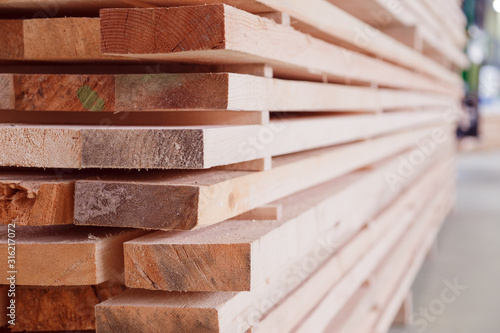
[[124, 241, 251, 291], [96, 289, 223, 333], [0, 179, 74, 226], [12, 282, 124, 332], [74, 181, 201, 230], [100, 5, 227, 55]]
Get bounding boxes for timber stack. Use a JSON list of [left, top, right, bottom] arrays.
[[0, 0, 467, 332]]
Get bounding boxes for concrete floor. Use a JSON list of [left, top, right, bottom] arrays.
[[390, 149, 500, 333]]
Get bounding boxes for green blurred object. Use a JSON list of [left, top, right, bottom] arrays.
[[462, 0, 500, 93]]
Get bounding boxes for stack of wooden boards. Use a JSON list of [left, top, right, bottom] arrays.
[[0, 0, 467, 332]]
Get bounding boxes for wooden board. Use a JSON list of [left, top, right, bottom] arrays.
[[0, 113, 446, 226], [10, 281, 124, 332], [372, 186, 455, 333], [0, 0, 467, 77], [0, 173, 74, 226], [0, 226, 145, 286], [123, 144, 447, 292], [0, 111, 445, 169], [304, 183, 453, 333], [0, 18, 118, 61], [94, 156, 454, 333], [73, 125, 451, 230], [328, 0, 468, 69], [322, 285, 375, 333], [255, 159, 455, 333], [99, 5, 460, 95], [293, 179, 454, 333], [0, 73, 455, 112]]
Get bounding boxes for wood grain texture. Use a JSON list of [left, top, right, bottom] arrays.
[[95, 157, 455, 333], [0, 74, 14, 110], [12, 282, 124, 332], [99, 5, 460, 95], [371, 187, 455, 333], [255, 159, 455, 333], [0, 20, 23, 60], [122, 144, 448, 292], [0, 226, 146, 285], [0, 0, 467, 78], [323, 285, 374, 333], [0, 111, 445, 169], [0, 174, 74, 226], [328, 0, 468, 69], [296, 183, 454, 333], [0, 17, 121, 61], [73, 125, 450, 230], [0, 73, 455, 112]]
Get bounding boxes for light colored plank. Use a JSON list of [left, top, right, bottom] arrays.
[[258, 157, 455, 333], [0, 226, 146, 286], [257, 11, 290, 26], [0, 111, 447, 169], [372, 185, 455, 333], [123, 146, 445, 292], [328, 0, 469, 69], [0, 73, 456, 112], [99, 5, 460, 95], [0, 0, 466, 84], [323, 285, 375, 333], [393, 293, 413, 326], [94, 154, 454, 333], [74, 125, 450, 230], [0, 111, 447, 227]]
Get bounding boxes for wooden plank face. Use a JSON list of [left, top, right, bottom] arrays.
[[23, 17, 111, 60], [74, 181, 202, 230], [0, 225, 146, 285], [0, 111, 446, 169], [13, 282, 125, 332], [73, 126, 448, 230], [0, 72, 439, 113], [0, 20, 23, 60], [99, 5, 459, 95], [100, 5, 227, 55], [122, 145, 446, 292], [115, 73, 230, 111], [0, 175, 75, 226], [12, 74, 116, 111]]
